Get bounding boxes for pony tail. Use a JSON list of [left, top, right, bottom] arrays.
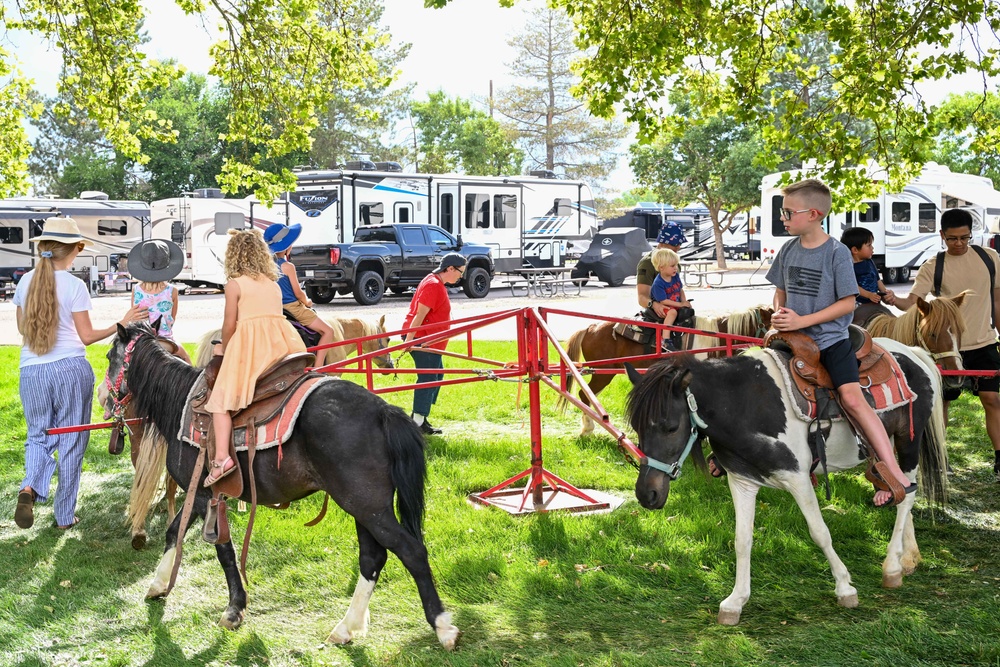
[[23, 250, 60, 355]]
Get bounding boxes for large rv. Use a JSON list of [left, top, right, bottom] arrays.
[[760, 164, 1000, 283], [0, 193, 150, 285], [150, 165, 599, 283]]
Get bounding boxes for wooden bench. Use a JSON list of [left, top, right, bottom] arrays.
[[686, 268, 730, 287], [533, 277, 587, 297]]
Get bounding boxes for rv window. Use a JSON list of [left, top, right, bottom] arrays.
[[465, 194, 490, 229], [426, 227, 454, 248], [170, 221, 185, 246], [891, 202, 911, 223], [552, 198, 573, 217], [770, 195, 790, 237], [359, 203, 384, 226], [28, 219, 45, 238], [394, 202, 412, 223], [98, 219, 128, 236], [859, 202, 880, 223], [918, 203, 936, 233], [439, 193, 454, 233], [0, 227, 24, 244], [214, 212, 244, 235], [493, 195, 517, 228]]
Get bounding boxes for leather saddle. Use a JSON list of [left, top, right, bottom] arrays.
[[762, 325, 899, 403]]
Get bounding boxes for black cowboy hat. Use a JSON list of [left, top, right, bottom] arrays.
[[127, 239, 184, 282]]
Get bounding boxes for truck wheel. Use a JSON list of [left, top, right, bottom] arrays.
[[306, 285, 335, 304], [353, 271, 385, 305], [462, 266, 491, 299]]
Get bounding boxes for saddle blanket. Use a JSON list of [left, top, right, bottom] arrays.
[[761, 348, 917, 423], [178, 371, 332, 451]]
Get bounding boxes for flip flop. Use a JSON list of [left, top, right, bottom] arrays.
[[56, 516, 80, 530], [14, 490, 34, 529], [874, 482, 917, 508], [707, 454, 727, 478], [204, 456, 236, 487]]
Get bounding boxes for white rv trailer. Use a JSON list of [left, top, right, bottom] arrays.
[[760, 164, 1000, 283], [291, 164, 598, 273], [149, 188, 292, 287], [0, 193, 149, 285]]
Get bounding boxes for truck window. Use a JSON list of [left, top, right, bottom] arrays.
[[918, 203, 936, 233], [426, 227, 454, 249], [0, 227, 24, 244], [401, 227, 424, 246], [98, 219, 128, 236], [465, 193, 490, 229], [439, 193, 454, 233], [359, 202, 384, 226], [493, 195, 517, 228], [859, 202, 880, 223], [355, 227, 397, 243], [394, 202, 412, 223], [891, 202, 910, 222]]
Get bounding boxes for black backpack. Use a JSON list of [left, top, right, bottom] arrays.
[[932, 245, 996, 329]]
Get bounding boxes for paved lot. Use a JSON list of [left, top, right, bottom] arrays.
[[0, 262, 915, 346]]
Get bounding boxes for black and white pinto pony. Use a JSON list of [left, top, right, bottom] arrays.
[[624, 338, 948, 625], [104, 322, 459, 649]]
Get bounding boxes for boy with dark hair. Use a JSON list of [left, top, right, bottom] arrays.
[[768, 178, 914, 506], [894, 208, 1000, 481], [840, 227, 896, 325]]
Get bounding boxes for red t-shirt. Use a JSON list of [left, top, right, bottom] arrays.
[[402, 273, 452, 351]]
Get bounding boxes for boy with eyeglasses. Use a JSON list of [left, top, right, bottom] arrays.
[[767, 179, 914, 507], [894, 208, 1000, 482]]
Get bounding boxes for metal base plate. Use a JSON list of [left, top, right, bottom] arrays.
[[467, 487, 626, 515]]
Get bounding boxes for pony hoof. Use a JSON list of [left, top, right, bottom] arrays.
[[218, 609, 244, 630], [131, 532, 147, 550], [145, 586, 167, 600], [717, 609, 741, 626], [882, 572, 903, 589], [838, 593, 859, 608], [327, 626, 353, 645], [435, 612, 460, 651]]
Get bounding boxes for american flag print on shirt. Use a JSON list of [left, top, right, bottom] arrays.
[[786, 265, 823, 297]]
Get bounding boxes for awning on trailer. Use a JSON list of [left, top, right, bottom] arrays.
[[940, 182, 1000, 209]]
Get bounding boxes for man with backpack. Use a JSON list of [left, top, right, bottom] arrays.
[[894, 208, 1000, 482]]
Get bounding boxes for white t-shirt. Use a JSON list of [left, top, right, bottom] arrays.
[[13, 269, 92, 367]]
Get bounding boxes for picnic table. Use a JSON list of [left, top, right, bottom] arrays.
[[500, 267, 587, 298], [680, 260, 730, 288]]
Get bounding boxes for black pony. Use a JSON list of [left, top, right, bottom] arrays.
[[624, 339, 947, 625], [105, 322, 459, 649]]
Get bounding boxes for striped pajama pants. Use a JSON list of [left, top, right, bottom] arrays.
[[19, 356, 95, 527]]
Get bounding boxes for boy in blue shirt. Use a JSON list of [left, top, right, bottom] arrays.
[[650, 247, 691, 349], [767, 179, 914, 507], [840, 227, 896, 325]]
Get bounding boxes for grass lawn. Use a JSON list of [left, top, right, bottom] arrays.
[[0, 341, 998, 666]]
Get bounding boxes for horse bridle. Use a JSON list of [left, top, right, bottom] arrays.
[[640, 387, 708, 481], [106, 338, 138, 419], [916, 324, 961, 364]]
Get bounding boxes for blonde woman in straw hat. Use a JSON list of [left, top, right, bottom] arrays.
[[12, 217, 147, 530]]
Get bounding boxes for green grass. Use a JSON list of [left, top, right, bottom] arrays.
[[1, 342, 999, 666]]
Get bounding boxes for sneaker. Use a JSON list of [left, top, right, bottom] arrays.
[[419, 419, 442, 436]]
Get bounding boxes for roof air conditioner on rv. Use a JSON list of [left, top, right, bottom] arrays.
[[345, 160, 377, 171], [194, 188, 224, 199], [374, 161, 403, 172], [80, 191, 109, 200], [529, 170, 557, 179]]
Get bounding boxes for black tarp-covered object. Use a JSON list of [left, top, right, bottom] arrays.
[[572, 227, 649, 287]]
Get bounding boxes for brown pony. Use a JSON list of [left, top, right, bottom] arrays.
[[562, 305, 774, 435], [865, 292, 967, 389]]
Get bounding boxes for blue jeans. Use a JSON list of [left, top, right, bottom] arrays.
[[411, 349, 444, 417]]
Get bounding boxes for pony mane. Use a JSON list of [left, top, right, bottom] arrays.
[[125, 325, 201, 435], [867, 297, 965, 345], [624, 360, 689, 438]]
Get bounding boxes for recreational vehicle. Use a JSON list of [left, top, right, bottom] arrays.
[[0, 193, 149, 286], [760, 164, 1000, 283], [291, 164, 598, 273]]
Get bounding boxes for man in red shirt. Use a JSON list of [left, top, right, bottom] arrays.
[[402, 253, 468, 435]]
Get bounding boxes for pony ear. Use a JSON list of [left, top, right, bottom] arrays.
[[624, 362, 643, 385], [378, 314, 386, 329], [676, 368, 693, 391], [151, 315, 163, 333], [951, 290, 969, 308], [916, 295, 932, 316], [116, 323, 129, 340]]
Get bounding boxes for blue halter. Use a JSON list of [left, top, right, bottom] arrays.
[[642, 388, 708, 480]]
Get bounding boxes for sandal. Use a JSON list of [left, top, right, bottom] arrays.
[[57, 516, 80, 530], [707, 454, 727, 478], [204, 456, 236, 487], [14, 490, 35, 529], [874, 482, 917, 508]]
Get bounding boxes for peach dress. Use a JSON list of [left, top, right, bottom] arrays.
[[204, 275, 307, 413]]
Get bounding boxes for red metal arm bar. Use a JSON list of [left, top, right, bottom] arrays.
[[538, 306, 764, 346], [377, 368, 524, 395], [47, 418, 144, 435]]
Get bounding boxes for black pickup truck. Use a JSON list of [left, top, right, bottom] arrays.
[[292, 223, 495, 306]]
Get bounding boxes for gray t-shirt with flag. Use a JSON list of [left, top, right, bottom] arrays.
[[766, 236, 859, 350]]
